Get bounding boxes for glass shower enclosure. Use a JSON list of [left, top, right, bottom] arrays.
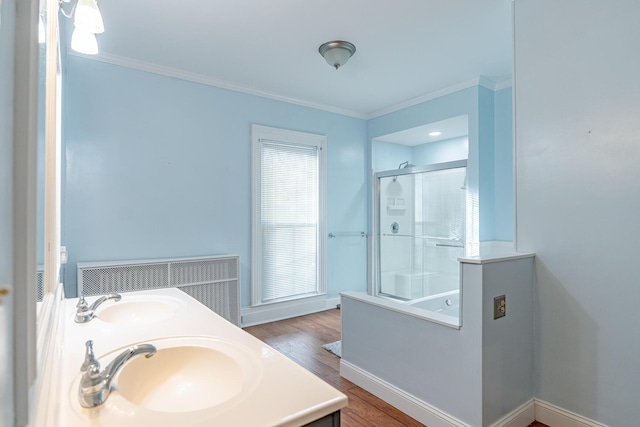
[[373, 160, 467, 302]]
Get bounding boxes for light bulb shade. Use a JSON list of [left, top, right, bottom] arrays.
[[74, 0, 104, 34], [319, 41, 356, 70], [71, 27, 99, 55], [38, 14, 46, 44]]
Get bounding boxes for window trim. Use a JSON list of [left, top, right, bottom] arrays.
[[251, 125, 327, 307]]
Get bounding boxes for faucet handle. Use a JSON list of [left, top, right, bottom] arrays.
[[76, 295, 89, 312], [80, 340, 100, 373], [75, 295, 92, 323]]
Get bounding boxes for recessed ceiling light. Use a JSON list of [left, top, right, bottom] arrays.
[[428, 131, 442, 137]]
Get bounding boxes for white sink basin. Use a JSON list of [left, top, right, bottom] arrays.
[[110, 337, 262, 413], [96, 295, 184, 324]]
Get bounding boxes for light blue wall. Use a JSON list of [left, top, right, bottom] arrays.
[[63, 56, 368, 304], [0, 0, 15, 288], [0, 0, 16, 424], [412, 136, 468, 165], [36, 44, 45, 266], [478, 86, 495, 240], [372, 136, 468, 174], [515, 1, 640, 425], [371, 140, 411, 171], [493, 87, 513, 241]]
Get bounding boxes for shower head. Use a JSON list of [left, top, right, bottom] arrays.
[[398, 161, 415, 169], [392, 161, 415, 182]]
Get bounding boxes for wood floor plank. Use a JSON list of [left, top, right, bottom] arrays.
[[244, 309, 550, 427]]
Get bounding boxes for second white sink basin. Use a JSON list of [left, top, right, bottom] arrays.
[[96, 295, 184, 324]]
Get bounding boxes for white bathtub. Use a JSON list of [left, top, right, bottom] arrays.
[[406, 289, 460, 317], [342, 289, 461, 329], [380, 270, 459, 300]]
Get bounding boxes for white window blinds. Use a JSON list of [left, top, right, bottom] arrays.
[[251, 125, 326, 306]]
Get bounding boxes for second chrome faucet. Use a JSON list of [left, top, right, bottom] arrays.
[[75, 293, 121, 323]]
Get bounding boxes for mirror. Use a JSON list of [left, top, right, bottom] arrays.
[[36, 0, 46, 307], [49, 4, 511, 306], [37, 0, 62, 351]]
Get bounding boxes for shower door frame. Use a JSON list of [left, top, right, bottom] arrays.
[[370, 159, 468, 298]]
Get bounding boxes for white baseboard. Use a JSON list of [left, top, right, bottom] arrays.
[[339, 361, 610, 427], [241, 296, 340, 327], [326, 297, 340, 310], [534, 399, 609, 427], [490, 399, 535, 427], [340, 360, 472, 427]]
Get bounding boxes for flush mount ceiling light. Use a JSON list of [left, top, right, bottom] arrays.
[[428, 131, 443, 137], [318, 41, 356, 70]]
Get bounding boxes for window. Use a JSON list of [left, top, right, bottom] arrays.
[[251, 125, 326, 306]]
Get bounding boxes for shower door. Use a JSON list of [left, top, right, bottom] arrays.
[[375, 161, 467, 301]]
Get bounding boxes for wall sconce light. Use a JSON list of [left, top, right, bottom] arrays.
[[74, 0, 104, 33], [318, 40, 356, 70], [60, 0, 104, 55], [71, 27, 98, 54], [38, 12, 46, 44]]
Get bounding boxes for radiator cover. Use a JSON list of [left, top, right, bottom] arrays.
[[77, 255, 241, 326], [36, 266, 44, 302]]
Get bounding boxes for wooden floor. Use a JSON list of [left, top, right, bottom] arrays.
[[244, 309, 548, 427]]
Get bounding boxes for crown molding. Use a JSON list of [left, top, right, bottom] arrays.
[[366, 78, 482, 119], [494, 78, 513, 91], [68, 51, 369, 119], [68, 51, 512, 121], [366, 76, 511, 119]]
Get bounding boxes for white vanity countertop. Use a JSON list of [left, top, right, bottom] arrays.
[[45, 288, 347, 427], [458, 241, 535, 264]]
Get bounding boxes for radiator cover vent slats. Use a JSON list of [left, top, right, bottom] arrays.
[[77, 255, 240, 326], [36, 267, 44, 302]]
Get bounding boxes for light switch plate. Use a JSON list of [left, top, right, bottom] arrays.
[[494, 295, 506, 319]]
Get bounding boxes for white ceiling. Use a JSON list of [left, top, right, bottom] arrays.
[[66, 0, 513, 118]]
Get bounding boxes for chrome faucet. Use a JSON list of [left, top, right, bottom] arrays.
[[78, 340, 156, 408], [75, 293, 122, 323]]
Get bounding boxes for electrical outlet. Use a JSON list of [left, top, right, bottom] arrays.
[[494, 295, 506, 319]]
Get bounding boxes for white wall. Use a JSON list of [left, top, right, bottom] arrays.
[[481, 259, 534, 424], [514, 1, 640, 425]]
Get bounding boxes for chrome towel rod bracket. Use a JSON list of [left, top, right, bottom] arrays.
[[328, 232, 367, 238]]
